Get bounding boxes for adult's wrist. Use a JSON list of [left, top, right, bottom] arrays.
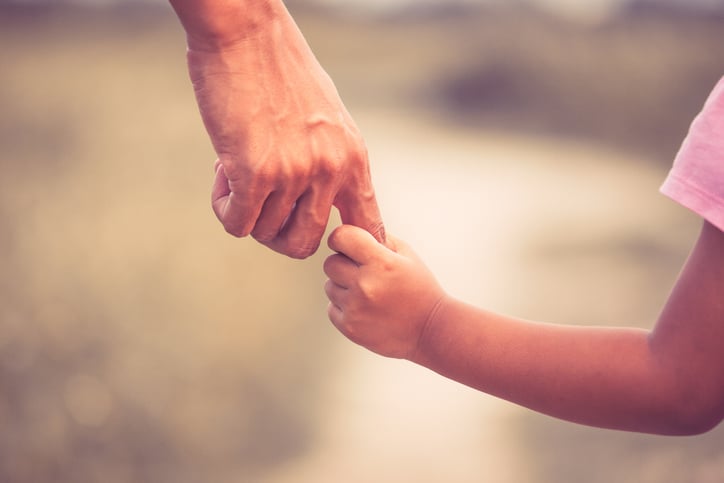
[[171, 0, 288, 52]]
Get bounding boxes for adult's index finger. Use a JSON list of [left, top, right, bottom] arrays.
[[336, 186, 387, 246]]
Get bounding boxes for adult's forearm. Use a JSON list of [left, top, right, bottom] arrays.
[[413, 297, 698, 435], [168, 0, 288, 50]]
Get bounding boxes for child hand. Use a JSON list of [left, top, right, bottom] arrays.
[[323, 225, 447, 359]]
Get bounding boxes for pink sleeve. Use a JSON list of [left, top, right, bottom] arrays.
[[660, 76, 724, 232]]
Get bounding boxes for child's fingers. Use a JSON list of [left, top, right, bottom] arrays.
[[323, 253, 357, 288], [384, 233, 424, 262], [326, 302, 344, 328], [324, 279, 348, 308], [385, 233, 405, 253], [327, 224, 386, 265]]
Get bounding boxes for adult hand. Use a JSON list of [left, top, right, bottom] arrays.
[[171, 0, 385, 258], [323, 225, 447, 359]]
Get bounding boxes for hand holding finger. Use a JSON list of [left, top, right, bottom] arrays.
[[322, 227, 448, 359], [327, 224, 389, 266], [323, 252, 358, 288]]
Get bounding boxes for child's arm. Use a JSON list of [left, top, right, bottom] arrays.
[[323, 221, 724, 435]]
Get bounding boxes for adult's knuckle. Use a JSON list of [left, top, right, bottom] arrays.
[[250, 163, 276, 188], [285, 240, 320, 260], [296, 202, 330, 237], [323, 155, 341, 176], [223, 222, 247, 238], [310, 209, 331, 234], [287, 249, 313, 260], [353, 138, 369, 164], [251, 219, 281, 243], [346, 135, 369, 165], [313, 153, 342, 183], [227, 160, 276, 192], [218, 156, 245, 181], [251, 229, 277, 243]]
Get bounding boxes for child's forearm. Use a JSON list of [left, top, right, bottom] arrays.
[[412, 297, 706, 435]]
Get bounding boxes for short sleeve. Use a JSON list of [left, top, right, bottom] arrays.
[[660, 76, 724, 232]]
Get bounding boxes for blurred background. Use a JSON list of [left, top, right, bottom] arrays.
[[1, 0, 724, 482]]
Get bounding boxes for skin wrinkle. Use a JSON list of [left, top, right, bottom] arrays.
[[410, 293, 448, 362]]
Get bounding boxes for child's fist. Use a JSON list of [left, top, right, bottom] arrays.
[[323, 225, 446, 359]]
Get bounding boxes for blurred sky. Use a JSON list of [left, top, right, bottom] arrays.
[[3, 0, 723, 24], [313, 0, 719, 14], [315, 0, 723, 24], [3, 0, 723, 13]]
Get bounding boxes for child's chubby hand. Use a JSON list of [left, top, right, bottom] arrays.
[[323, 225, 448, 360]]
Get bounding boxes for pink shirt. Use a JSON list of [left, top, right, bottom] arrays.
[[661, 77, 724, 232]]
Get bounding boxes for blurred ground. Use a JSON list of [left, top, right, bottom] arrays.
[[1, 3, 723, 483]]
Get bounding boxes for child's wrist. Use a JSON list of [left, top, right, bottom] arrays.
[[409, 293, 453, 364]]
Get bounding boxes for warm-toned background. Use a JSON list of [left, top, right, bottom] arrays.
[[1, 1, 723, 482]]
